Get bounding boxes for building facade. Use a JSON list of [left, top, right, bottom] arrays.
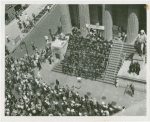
[[60, 4, 146, 44]]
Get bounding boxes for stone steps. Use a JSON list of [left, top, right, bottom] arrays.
[[52, 41, 137, 86], [103, 43, 137, 85], [103, 42, 124, 84], [122, 43, 136, 60]]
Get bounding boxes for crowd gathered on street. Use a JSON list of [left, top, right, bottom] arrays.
[[5, 28, 125, 116], [5, 52, 124, 116]]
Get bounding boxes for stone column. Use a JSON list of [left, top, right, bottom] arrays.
[[79, 4, 90, 37], [127, 5, 140, 44], [102, 5, 113, 41], [59, 4, 72, 34]]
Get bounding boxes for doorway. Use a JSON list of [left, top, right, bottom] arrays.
[[69, 5, 80, 28], [139, 5, 147, 34], [89, 5, 102, 25]]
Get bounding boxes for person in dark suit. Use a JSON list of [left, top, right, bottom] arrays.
[[55, 84, 59, 91], [136, 62, 140, 75], [18, 21, 22, 30], [32, 13, 36, 23], [5, 46, 10, 56], [58, 26, 62, 35], [56, 79, 59, 85], [49, 29, 56, 41], [48, 56, 52, 64], [132, 62, 137, 74], [37, 60, 42, 70], [22, 21, 27, 29], [130, 84, 135, 97], [31, 42, 36, 51], [128, 61, 134, 74]]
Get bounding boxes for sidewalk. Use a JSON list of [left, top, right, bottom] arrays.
[[34, 60, 146, 115], [5, 4, 47, 52], [35, 64, 146, 116]]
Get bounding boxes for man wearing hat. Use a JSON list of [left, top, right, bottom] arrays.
[[136, 62, 140, 75]]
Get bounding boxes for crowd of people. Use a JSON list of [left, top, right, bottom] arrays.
[[128, 61, 140, 75], [113, 26, 127, 43], [15, 12, 35, 30], [5, 72, 124, 116], [5, 54, 124, 116], [62, 27, 113, 80], [5, 31, 125, 116], [5, 4, 29, 25], [5, 43, 53, 116], [4, 18, 131, 116], [15, 5, 51, 31]]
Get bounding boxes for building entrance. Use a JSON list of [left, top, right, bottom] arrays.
[[69, 5, 80, 28], [89, 5, 102, 25]]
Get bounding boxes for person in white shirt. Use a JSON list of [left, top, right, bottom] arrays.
[[93, 98, 97, 105], [115, 77, 119, 88], [79, 112, 82, 116], [44, 36, 49, 44], [25, 13, 28, 22], [6, 35, 10, 43], [105, 110, 109, 116], [34, 60, 37, 67], [49, 114, 53, 116]]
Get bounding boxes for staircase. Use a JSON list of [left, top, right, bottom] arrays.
[[52, 42, 140, 84], [103, 42, 123, 84], [123, 43, 147, 63], [122, 43, 136, 60]]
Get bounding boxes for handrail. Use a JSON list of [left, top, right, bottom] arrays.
[[114, 42, 124, 80]]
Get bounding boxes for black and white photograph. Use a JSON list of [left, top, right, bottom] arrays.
[[1, 1, 150, 121]]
